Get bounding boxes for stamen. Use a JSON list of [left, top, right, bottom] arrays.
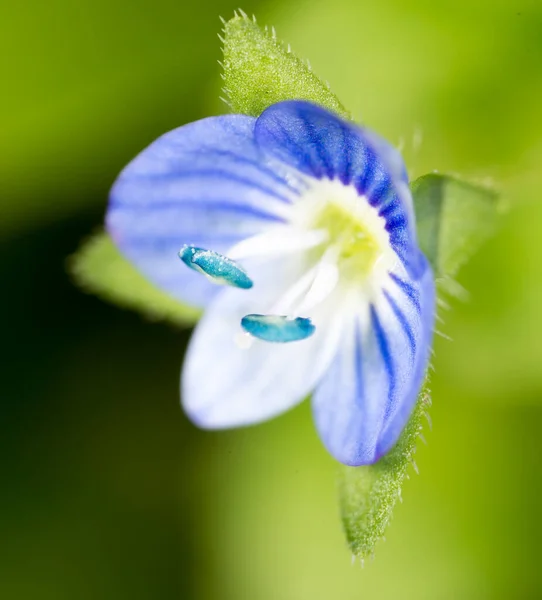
[[228, 228, 327, 260], [241, 314, 315, 343], [270, 263, 321, 315], [269, 248, 339, 317], [178, 245, 253, 289], [296, 251, 339, 314]]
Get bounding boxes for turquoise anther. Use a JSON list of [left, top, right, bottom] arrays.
[[178, 245, 253, 289], [241, 314, 315, 343]]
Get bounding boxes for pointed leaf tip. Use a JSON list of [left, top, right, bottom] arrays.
[[222, 14, 350, 118], [339, 388, 431, 558]]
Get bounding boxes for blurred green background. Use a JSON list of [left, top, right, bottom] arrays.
[[2, 0, 542, 598]]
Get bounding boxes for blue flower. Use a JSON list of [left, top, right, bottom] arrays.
[[107, 100, 435, 466]]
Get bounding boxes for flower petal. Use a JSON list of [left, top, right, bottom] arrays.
[[182, 256, 341, 428], [254, 100, 423, 277], [106, 115, 302, 308], [311, 258, 435, 466]]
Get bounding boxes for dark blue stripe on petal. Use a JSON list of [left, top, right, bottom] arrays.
[[370, 304, 395, 398], [121, 169, 294, 204], [354, 147, 378, 195], [389, 273, 421, 312], [354, 320, 364, 409], [338, 121, 353, 185], [383, 290, 417, 354], [367, 178, 392, 207], [378, 200, 400, 219], [296, 108, 334, 179], [200, 148, 304, 195], [272, 120, 325, 178], [384, 214, 407, 232], [110, 199, 286, 223]]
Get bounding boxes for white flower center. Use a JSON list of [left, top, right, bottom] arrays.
[[291, 179, 398, 289], [229, 177, 399, 321], [217, 176, 408, 349]]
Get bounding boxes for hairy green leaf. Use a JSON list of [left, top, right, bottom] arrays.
[[222, 12, 350, 118], [70, 232, 201, 327], [339, 174, 501, 560], [339, 388, 431, 560]]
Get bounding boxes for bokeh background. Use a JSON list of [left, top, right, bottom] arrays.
[[2, 0, 542, 598]]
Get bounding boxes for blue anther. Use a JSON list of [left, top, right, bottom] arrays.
[[240, 314, 316, 343], [178, 245, 253, 289]]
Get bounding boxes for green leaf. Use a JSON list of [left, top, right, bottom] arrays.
[[222, 12, 350, 119], [70, 232, 201, 327], [339, 174, 501, 561], [412, 173, 502, 279], [339, 388, 431, 560]]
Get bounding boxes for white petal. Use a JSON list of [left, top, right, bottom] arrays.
[[227, 227, 327, 260], [181, 257, 340, 428]]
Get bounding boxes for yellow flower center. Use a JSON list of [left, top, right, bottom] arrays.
[[312, 200, 383, 278]]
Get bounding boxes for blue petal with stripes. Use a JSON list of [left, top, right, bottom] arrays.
[[106, 115, 300, 307], [311, 260, 434, 466], [254, 101, 425, 278]]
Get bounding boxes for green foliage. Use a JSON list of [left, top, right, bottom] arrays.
[[222, 12, 350, 118], [340, 174, 501, 560], [412, 173, 502, 279], [70, 232, 200, 327]]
